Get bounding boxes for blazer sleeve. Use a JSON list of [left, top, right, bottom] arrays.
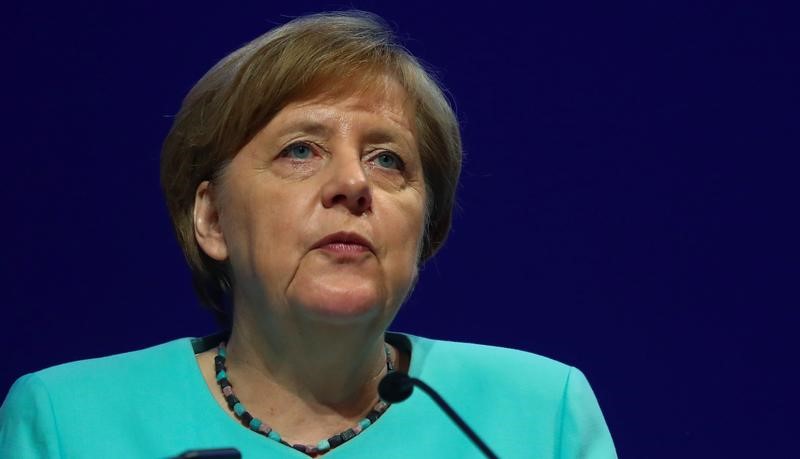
[[557, 367, 618, 459], [0, 373, 63, 458]]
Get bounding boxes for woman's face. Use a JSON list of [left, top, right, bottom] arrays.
[[196, 75, 426, 328]]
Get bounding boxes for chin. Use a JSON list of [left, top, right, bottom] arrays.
[[293, 285, 385, 325], [286, 266, 391, 323]]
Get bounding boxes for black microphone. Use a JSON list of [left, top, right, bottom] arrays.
[[378, 370, 415, 402], [379, 372, 499, 459], [172, 448, 241, 459]]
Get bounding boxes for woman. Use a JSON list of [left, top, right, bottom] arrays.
[[0, 11, 617, 458]]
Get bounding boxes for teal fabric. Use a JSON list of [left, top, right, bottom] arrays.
[[0, 332, 617, 458]]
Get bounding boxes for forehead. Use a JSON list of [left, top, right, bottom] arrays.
[[276, 74, 417, 136]]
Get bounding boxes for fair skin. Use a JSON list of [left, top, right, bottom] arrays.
[[193, 75, 423, 446]]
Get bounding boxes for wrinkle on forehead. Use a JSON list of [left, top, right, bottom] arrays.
[[278, 73, 418, 149], [288, 72, 416, 127]]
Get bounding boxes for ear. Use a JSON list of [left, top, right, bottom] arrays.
[[194, 180, 228, 261]]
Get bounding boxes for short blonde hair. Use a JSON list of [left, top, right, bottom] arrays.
[[161, 11, 462, 320]]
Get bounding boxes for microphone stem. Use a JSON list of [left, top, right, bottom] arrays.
[[411, 378, 500, 459]]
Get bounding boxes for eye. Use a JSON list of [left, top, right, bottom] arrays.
[[280, 142, 314, 160], [371, 151, 405, 171]]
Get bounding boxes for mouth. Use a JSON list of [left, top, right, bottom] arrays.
[[312, 231, 375, 255]]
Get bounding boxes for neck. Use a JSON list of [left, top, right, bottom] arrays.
[[225, 306, 390, 413]]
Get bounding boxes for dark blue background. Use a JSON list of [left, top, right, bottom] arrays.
[[3, 1, 797, 457]]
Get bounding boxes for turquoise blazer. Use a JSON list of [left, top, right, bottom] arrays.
[[0, 332, 617, 458]]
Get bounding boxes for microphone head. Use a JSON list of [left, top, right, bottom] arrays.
[[378, 371, 414, 403]]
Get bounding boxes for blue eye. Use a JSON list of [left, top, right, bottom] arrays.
[[373, 152, 404, 171], [282, 143, 313, 159]]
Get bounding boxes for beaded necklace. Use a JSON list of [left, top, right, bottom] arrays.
[[214, 342, 394, 456]]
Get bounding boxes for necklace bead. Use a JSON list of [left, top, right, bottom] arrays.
[[214, 342, 394, 457]]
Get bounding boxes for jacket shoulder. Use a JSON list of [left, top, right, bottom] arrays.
[[31, 338, 191, 388], [1, 338, 196, 457], [404, 334, 574, 401]]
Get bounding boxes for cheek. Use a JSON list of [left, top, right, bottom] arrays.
[[385, 197, 426, 273], [251, 193, 308, 261], [222, 185, 307, 284], [385, 218, 424, 306]]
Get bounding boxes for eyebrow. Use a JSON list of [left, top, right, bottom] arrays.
[[274, 120, 334, 140], [275, 120, 413, 150], [363, 128, 411, 147]]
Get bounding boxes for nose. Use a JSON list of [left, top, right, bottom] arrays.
[[320, 153, 372, 215]]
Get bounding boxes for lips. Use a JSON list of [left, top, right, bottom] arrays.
[[312, 231, 375, 253]]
